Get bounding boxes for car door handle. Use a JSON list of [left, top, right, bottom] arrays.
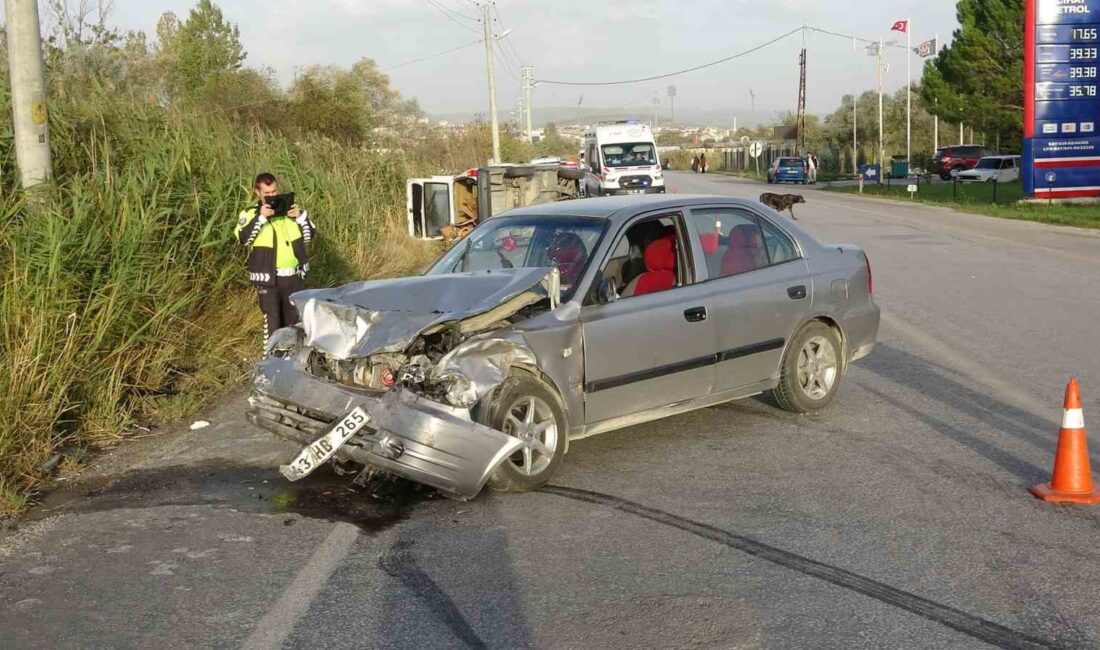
[[684, 306, 708, 322], [787, 285, 807, 300]]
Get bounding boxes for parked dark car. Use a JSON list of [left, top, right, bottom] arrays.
[[933, 145, 994, 180], [766, 157, 807, 184]]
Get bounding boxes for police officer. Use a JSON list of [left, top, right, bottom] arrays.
[[235, 172, 316, 342]]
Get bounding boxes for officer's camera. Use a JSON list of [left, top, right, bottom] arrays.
[[263, 192, 295, 216]]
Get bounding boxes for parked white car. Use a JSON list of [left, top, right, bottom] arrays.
[[956, 155, 1020, 183]]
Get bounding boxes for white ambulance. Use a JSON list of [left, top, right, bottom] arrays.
[[582, 120, 665, 197]]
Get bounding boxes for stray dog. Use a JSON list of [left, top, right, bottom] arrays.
[[759, 192, 805, 220]]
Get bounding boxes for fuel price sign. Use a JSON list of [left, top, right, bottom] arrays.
[[1025, 0, 1100, 198]]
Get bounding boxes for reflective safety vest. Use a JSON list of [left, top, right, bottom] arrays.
[[235, 204, 315, 286]]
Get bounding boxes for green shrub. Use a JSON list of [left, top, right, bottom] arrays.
[[0, 90, 437, 514]]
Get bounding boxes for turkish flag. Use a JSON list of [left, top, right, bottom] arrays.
[[891, 20, 909, 33]]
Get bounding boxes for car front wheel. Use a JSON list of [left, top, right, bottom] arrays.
[[474, 375, 567, 492], [769, 322, 843, 413]]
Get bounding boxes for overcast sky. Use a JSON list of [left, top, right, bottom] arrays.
[[27, 0, 960, 122]]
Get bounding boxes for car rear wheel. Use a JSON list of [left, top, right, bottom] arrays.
[[557, 167, 584, 181], [475, 375, 567, 492], [769, 321, 843, 413]]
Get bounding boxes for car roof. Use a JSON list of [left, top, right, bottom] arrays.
[[980, 154, 1019, 159], [489, 195, 780, 227]]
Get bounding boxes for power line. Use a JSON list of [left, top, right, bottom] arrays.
[[424, 0, 482, 34], [536, 27, 803, 86], [435, 0, 480, 20], [535, 24, 904, 87], [806, 26, 909, 50], [382, 37, 484, 72], [492, 3, 526, 65]]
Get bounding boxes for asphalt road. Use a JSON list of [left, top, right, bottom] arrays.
[[5, 171, 1100, 649]]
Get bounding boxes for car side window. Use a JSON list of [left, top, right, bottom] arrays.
[[689, 208, 770, 279], [758, 217, 799, 265], [599, 214, 687, 300]]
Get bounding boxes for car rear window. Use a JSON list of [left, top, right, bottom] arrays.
[[779, 158, 804, 169]]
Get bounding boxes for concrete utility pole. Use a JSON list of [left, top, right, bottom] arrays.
[[667, 85, 677, 124], [749, 89, 756, 125], [522, 66, 534, 144], [5, 0, 52, 187], [960, 122, 964, 144], [481, 2, 501, 164], [652, 93, 659, 129]]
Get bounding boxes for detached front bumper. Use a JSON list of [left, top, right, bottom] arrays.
[[247, 355, 522, 500]]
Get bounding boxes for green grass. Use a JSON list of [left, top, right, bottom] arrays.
[[0, 91, 442, 516], [825, 180, 1100, 229]]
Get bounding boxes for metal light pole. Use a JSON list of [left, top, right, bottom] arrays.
[[906, 17, 912, 167], [481, 2, 501, 163], [667, 85, 677, 124], [5, 0, 52, 187], [852, 37, 858, 174], [878, 37, 885, 169]]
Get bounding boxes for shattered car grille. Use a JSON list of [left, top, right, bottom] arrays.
[[307, 351, 400, 391], [248, 394, 335, 439]]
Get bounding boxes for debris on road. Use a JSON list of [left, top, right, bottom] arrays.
[[189, 420, 211, 431]]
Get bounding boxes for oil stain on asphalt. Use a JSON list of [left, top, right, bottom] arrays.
[[19, 463, 432, 535]]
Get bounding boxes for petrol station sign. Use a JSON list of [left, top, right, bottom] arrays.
[[1024, 0, 1100, 198]]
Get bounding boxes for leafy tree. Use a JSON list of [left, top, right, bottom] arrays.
[[920, 0, 1023, 150], [161, 0, 246, 97]]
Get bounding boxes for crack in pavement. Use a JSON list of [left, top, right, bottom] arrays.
[[542, 485, 1062, 650]]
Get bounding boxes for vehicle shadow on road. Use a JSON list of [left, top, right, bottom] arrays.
[[376, 498, 535, 649], [858, 344, 1088, 482]]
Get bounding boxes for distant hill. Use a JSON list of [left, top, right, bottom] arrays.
[[428, 105, 782, 128]]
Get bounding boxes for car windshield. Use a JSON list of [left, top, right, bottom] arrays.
[[601, 143, 657, 168], [975, 158, 1001, 169], [427, 216, 607, 300]]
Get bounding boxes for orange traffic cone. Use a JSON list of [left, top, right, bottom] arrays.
[[1030, 378, 1100, 504]]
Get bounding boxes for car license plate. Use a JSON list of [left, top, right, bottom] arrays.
[[626, 189, 645, 194], [279, 406, 370, 481]]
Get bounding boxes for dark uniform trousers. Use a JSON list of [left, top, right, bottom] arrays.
[[258, 274, 304, 338]]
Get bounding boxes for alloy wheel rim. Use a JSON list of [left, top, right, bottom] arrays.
[[501, 396, 558, 476], [797, 336, 838, 400]]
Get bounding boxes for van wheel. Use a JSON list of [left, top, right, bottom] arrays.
[[768, 322, 843, 413], [474, 376, 567, 492]]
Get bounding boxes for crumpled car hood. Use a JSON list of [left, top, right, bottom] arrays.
[[290, 268, 560, 359]]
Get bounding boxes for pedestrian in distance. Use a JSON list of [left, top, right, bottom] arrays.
[[691, 154, 700, 173], [700, 152, 708, 174], [806, 151, 818, 185], [235, 172, 317, 345]]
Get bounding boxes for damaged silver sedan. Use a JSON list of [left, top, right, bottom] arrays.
[[248, 196, 879, 499]]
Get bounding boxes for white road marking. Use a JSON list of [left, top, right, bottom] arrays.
[[240, 522, 360, 650]]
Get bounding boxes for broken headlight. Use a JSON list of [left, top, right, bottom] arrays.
[[265, 327, 301, 359]]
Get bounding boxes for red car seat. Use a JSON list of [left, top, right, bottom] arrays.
[[633, 237, 677, 295], [720, 224, 767, 276], [698, 231, 720, 254]]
